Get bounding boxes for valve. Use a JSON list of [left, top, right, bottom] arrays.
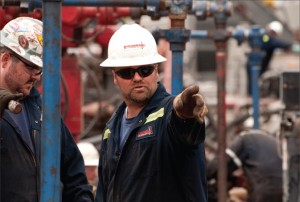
[[247, 26, 265, 49], [232, 27, 245, 46], [192, 0, 209, 20]]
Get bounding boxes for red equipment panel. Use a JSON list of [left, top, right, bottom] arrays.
[[61, 54, 83, 142]]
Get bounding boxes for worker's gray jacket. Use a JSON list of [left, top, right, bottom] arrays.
[[96, 83, 207, 202], [0, 88, 93, 202]]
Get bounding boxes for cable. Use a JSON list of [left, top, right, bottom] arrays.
[[77, 60, 103, 139]]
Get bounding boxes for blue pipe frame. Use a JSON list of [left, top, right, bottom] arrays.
[[191, 26, 264, 130]]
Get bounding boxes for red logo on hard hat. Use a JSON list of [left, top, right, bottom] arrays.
[[124, 42, 145, 50], [18, 35, 29, 49]]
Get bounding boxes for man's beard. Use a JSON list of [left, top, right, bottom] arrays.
[[127, 89, 151, 105]]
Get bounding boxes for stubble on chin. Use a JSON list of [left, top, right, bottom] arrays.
[[127, 88, 151, 105]]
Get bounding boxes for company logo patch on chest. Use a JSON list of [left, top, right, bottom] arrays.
[[136, 126, 155, 140]]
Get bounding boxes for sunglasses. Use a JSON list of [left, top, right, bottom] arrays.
[[114, 65, 156, 80]]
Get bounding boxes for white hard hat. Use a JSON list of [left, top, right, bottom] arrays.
[[100, 23, 166, 67], [267, 21, 283, 36], [0, 17, 43, 68], [77, 142, 99, 166]]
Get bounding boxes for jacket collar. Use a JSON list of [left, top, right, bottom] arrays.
[[113, 82, 169, 119]]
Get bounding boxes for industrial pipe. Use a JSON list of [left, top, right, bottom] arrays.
[[211, 1, 231, 201], [247, 26, 265, 129], [1, 0, 158, 8], [41, 1, 62, 201]]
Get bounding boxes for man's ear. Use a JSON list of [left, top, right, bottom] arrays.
[[112, 70, 118, 85], [0, 52, 10, 66]]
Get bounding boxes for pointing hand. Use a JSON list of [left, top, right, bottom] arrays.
[[173, 85, 208, 124]]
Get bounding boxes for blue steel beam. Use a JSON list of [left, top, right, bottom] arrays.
[[41, 1, 62, 202]]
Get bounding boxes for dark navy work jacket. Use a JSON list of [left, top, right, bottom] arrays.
[[95, 83, 207, 202], [0, 88, 93, 202]]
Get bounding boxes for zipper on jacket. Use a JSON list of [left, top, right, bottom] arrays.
[[112, 118, 146, 201], [26, 132, 37, 167], [18, 128, 37, 167], [33, 129, 37, 145], [121, 119, 144, 151], [31, 151, 37, 167], [30, 129, 38, 167]]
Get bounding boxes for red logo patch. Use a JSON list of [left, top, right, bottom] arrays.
[[137, 126, 153, 138], [124, 42, 145, 50]]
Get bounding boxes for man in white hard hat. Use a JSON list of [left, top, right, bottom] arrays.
[[0, 17, 93, 201], [77, 142, 100, 196], [95, 23, 208, 202], [260, 21, 292, 76], [246, 21, 292, 95]]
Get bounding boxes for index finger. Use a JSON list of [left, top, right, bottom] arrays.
[[182, 85, 199, 98]]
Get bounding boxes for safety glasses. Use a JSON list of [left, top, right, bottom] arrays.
[[114, 65, 156, 80], [9, 52, 42, 76]]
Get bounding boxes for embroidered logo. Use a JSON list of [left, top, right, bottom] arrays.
[[136, 126, 154, 140]]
